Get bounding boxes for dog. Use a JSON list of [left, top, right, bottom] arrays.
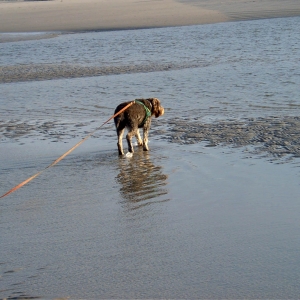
[[114, 98, 164, 155]]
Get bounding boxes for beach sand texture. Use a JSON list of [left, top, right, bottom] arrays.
[[0, 0, 300, 32]]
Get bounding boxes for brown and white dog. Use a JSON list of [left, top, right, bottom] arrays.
[[114, 98, 164, 155]]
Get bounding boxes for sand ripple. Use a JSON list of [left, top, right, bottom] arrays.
[[164, 116, 300, 160]]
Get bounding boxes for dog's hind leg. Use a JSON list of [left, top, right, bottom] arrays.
[[126, 129, 136, 153], [117, 128, 125, 155], [135, 129, 143, 146]]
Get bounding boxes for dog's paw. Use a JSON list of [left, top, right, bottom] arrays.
[[125, 152, 133, 158]]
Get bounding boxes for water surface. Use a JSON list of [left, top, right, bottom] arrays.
[[1, 17, 300, 299]]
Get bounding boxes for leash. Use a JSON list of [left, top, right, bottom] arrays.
[[0, 101, 134, 199]]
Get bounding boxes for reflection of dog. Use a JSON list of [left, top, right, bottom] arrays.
[[114, 98, 164, 155], [116, 149, 168, 206]]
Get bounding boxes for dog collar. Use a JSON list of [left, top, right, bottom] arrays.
[[134, 100, 152, 125]]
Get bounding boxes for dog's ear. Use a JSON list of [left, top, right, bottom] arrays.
[[148, 98, 164, 118]]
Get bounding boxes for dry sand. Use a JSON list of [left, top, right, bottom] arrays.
[[0, 0, 300, 33]]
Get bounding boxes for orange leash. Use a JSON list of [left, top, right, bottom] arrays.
[[0, 101, 134, 199]]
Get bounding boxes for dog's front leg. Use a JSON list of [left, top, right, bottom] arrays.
[[135, 129, 143, 146]]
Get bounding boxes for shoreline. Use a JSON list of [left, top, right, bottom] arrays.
[[0, 0, 299, 35], [0, 0, 228, 33]]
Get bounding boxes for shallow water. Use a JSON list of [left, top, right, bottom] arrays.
[[1, 17, 300, 155], [1, 17, 300, 299], [1, 142, 300, 299]]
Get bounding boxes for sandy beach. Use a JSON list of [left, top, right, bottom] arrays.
[[0, 0, 300, 33]]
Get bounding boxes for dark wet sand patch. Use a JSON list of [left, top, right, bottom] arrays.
[[0, 32, 59, 43], [161, 116, 300, 160], [0, 62, 203, 83], [0, 120, 79, 142]]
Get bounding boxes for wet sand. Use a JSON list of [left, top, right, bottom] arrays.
[[0, 0, 300, 33], [2, 115, 300, 161], [0, 62, 202, 83], [162, 116, 300, 160]]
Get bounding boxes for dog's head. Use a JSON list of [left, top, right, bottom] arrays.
[[147, 98, 164, 118]]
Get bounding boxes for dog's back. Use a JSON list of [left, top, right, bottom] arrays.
[[114, 100, 150, 130]]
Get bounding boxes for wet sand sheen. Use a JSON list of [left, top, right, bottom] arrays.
[[1, 139, 300, 299]]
